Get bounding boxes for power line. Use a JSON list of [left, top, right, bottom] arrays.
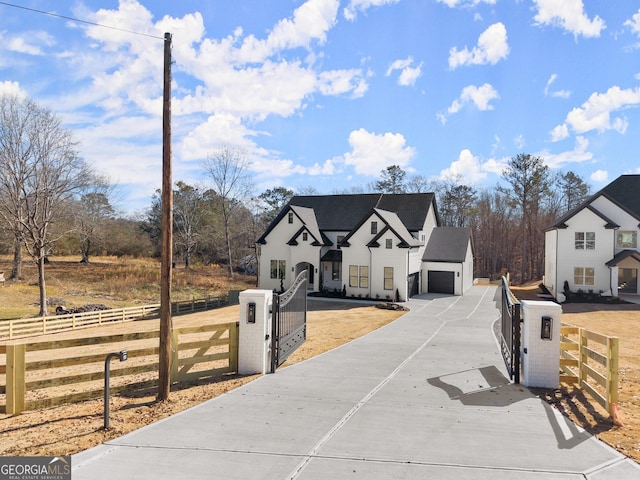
[[0, 1, 165, 40]]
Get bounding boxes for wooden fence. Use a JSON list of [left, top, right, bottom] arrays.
[[0, 295, 231, 340], [560, 324, 619, 417], [0, 321, 239, 414]]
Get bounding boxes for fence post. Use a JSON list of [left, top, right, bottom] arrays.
[[229, 322, 239, 373], [6, 344, 26, 414], [170, 330, 179, 383], [579, 328, 587, 386], [607, 336, 619, 416]]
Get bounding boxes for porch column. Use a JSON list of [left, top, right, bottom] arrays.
[[610, 266, 619, 297]]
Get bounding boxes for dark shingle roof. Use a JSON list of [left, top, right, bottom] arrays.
[[548, 174, 640, 230], [599, 174, 640, 220], [288, 193, 436, 232], [257, 193, 436, 244], [422, 227, 472, 263]]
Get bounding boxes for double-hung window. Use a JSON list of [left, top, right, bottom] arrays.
[[575, 232, 595, 250], [384, 267, 394, 290], [349, 265, 369, 288], [270, 260, 286, 279], [574, 267, 595, 286]]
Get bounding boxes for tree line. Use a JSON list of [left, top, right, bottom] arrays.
[[0, 94, 591, 314]]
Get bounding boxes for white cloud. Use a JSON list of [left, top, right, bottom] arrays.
[[343, 128, 415, 175], [0, 81, 26, 97], [436, 0, 496, 7], [444, 83, 499, 118], [590, 170, 608, 182], [538, 136, 592, 168], [550, 123, 570, 142], [343, 0, 399, 21], [439, 149, 487, 183], [3, 31, 55, 56], [448, 22, 509, 69], [564, 86, 640, 134], [532, 0, 605, 38], [318, 69, 369, 97], [624, 9, 640, 37], [386, 57, 423, 86], [544, 74, 571, 99]]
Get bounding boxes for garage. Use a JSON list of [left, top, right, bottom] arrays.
[[428, 270, 455, 294]]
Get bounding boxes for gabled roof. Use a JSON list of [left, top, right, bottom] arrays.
[[422, 227, 472, 263], [257, 192, 437, 244], [257, 204, 331, 245], [550, 204, 619, 230], [548, 174, 640, 230], [599, 174, 640, 221], [287, 193, 437, 231], [605, 249, 640, 267], [366, 209, 421, 248]]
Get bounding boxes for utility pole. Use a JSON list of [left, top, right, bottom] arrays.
[[158, 32, 173, 402]]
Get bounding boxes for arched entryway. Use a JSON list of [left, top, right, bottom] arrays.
[[295, 262, 317, 292]]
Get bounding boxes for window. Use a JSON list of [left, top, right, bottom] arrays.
[[288, 212, 293, 224], [270, 260, 286, 279], [332, 261, 340, 280], [371, 221, 377, 234], [616, 231, 637, 249], [575, 232, 595, 250], [385, 239, 392, 249], [574, 267, 595, 286], [302, 232, 308, 241], [349, 265, 368, 287], [359, 266, 369, 288], [337, 235, 345, 248], [349, 265, 358, 287], [384, 267, 394, 290]]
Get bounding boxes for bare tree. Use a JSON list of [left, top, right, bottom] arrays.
[[0, 94, 89, 315], [203, 147, 254, 277], [74, 173, 116, 263], [173, 181, 207, 269], [500, 154, 551, 283]]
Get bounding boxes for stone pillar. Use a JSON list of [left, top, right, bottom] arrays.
[[521, 300, 562, 389], [238, 290, 273, 375]]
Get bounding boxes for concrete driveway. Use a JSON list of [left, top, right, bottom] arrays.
[[73, 286, 640, 479]]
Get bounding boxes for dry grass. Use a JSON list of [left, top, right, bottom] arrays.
[[0, 255, 256, 320], [511, 282, 640, 462]]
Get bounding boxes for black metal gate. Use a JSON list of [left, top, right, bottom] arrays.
[[270, 270, 307, 372], [500, 276, 521, 384]]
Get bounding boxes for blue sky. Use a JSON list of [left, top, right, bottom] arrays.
[[1, 0, 640, 214]]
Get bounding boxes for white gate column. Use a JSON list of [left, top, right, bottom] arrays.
[[238, 289, 272, 375], [521, 300, 562, 388]]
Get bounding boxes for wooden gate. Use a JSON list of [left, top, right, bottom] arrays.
[[270, 270, 307, 372], [500, 276, 521, 384]]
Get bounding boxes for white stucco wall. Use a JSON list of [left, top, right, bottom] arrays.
[[258, 212, 320, 292], [544, 229, 558, 298], [554, 208, 614, 296]]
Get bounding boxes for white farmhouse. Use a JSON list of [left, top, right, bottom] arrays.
[[256, 193, 474, 300], [544, 174, 640, 300]]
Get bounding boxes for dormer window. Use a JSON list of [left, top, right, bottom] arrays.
[[302, 232, 308, 241], [385, 239, 392, 249], [288, 212, 293, 224], [371, 221, 378, 234]]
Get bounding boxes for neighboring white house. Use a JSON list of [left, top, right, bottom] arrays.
[[544, 174, 640, 300], [256, 193, 474, 300]]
